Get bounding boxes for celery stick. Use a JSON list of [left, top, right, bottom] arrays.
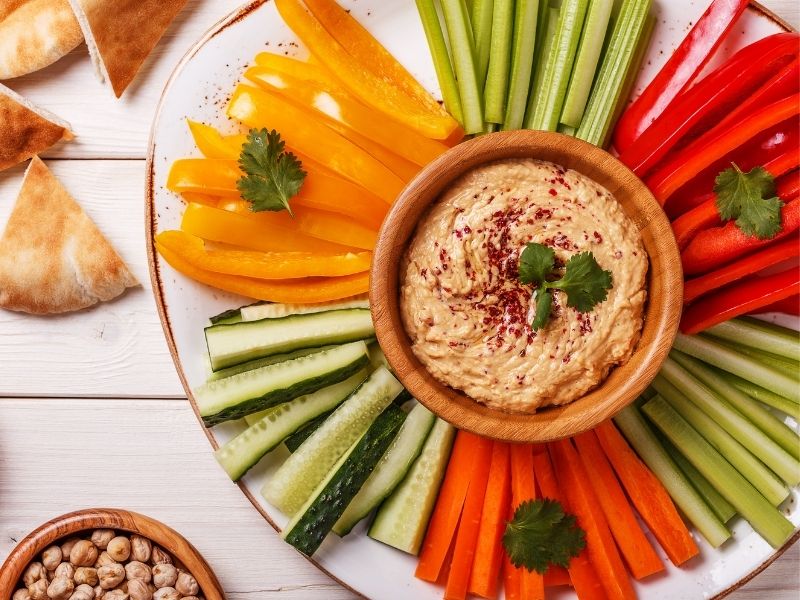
[[613, 405, 730, 547], [609, 10, 654, 126], [561, 0, 614, 128], [651, 375, 789, 507], [472, 0, 494, 85], [483, 0, 515, 123], [672, 352, 800, 461], [704, 334, 799, 380], [527, 0, 590, 131], [416, 0, 464, 125], [672, 333, 800, 403], [524, 7, 559, 128], [558, 124, 576, 135], [660, 357, 800, 487], [643, 396, 795, 549], [707, 318, 800, 362], [441, 0, 485, 133], [575, 0, 651, 147], [722, 371, 800, 420], [502, 0, 541, 130]]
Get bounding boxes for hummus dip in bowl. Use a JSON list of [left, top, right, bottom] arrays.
[[371, 130, 682, 442]]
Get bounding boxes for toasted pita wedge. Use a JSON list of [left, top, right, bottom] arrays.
[[68, 0, 187, 97], [0, 157, 138, 314], [0, 83, 73, 172]]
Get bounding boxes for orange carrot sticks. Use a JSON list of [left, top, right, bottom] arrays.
[[543, 566, 572, 587], [594, 421, 699, 566], [503, 548, 521, 600], [509, 445, 545, 600]]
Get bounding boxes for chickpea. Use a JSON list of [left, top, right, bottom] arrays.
[[102, 592, 128, 600], [70, 585, 95, 600], [23, 562, 47, 586], [124, 561, 150, 583], [90, 530, 115, 551], [60, 538, 81, 560], [13, 589, 32, 600], [41, 547, 62, 571], [152, 589, 179, 600], [97, 564, 125, 590], [54, 563, 75, 581], [94, 552, 115, 568], [150, 564, 176, 589], [28, 579, 48, 600], [128, 536, 151, 564], [70, 541, 99, 567], [105, 537, 131, 562], [75, 567, 99, 587], [174, 572, 198, 597], [46, 576, 74, 600], [126, 580, 151, 600], [93, 586, 104, 600], [182, 598, 200, 600], [149, 547, 171, 566]]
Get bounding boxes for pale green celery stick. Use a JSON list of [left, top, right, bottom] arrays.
[[575, 0, 651, 147], [483, 0, 515, 122], [558, 124, 576, 135], [721, 371, 800, 420], [613, 405, 730, 547], [441, 0, 485, 133], [416, 0, 464, 124], [609, 10, 654, 127], [672, 351, 800, 461], [561, 0, 615, 128], [672, 333, 799, 403], [527, 0, 590, 131], [642, 396, 795, 549], [502, 0, 541, 130], [661, 356, 800, 486], [524, 7, 559, 128], [472, 0, 494, 86], [707, 317, 800, 362], [651, 374, 789, 507], [704, 334, 799, 380]]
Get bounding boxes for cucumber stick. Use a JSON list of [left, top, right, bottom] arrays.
[[369, 418, 456, 554], [334, 403, 436, 536], [263, 366, 404, 516], [209, 306, 244, 325], [502, 0, 540, 130], [283, 405, 406, 556], [283, 410, 334, 452], [214, 371, 367, 481], [205, 308, 374, 371], [440, 0, 484, 134], [208, 346, 336, 382], [195, 342, 369, 427], [240, 297, 369, 321], [483, 0, 514, 123]]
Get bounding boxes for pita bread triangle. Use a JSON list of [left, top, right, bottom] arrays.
[[67, 0, 188, 97], [0, 156, 138, 314], [0, 83, 73, 172]]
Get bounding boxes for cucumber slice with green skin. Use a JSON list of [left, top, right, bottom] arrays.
[[208, 346, 338, 382], [263, 366, 404, 516], [214, 371, 368, 481], [209, 307, 243, 325], [195, 342, 370, 427], [283, 405, 407, 556], [334, 403, 436, 536], [240, 297, 369, 321], [205, 308, 374, 371], [368, 418, 455, 555], [284, 409, 335, 452]]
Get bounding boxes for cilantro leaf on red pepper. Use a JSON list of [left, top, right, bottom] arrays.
[[714, 164, 783, 240]]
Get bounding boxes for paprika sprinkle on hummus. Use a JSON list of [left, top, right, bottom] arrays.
[[400, 158, 648, 413]]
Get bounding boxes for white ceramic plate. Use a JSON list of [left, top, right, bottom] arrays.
[[146, 2, 799, 598]]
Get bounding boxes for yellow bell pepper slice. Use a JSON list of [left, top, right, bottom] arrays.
[[244, 66, 449, 167], [167, 158, 242, 197], [186, 120, 243, 159], [273, 0, 460, 140], [254, 52, 346, 92], [179, 192, 220, 206], [227, 85, 404, 203], [156, 230, 371, 279], [156, 240, 370, 303]]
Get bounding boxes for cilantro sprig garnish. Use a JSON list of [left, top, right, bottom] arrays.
[[714, 164, 783, 240], [503, 499, 586, 574], [237, 128, 306, 214], [519, 243, 613, 330]]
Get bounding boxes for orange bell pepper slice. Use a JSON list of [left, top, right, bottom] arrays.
[[156, 230, 371, 278], [180, 202, 357, 254], [254, 52, 347, 92], [227, 85, 404, 203], [273, 0, 460, 140], [179, 191, 220, 206], [167, 158, 242, 197], [156, 239, 370, 303], [245, 66, 449, 167]]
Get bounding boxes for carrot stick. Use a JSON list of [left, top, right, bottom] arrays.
[[503, 540, 522, 600], [445, 438, 495, 600], [416, 431, 492, 582], [532, 449, 608, 600], [574, 431, 665, 580], [543, 566, 572, 587], [509, 445, 545, 600], [468, 442, 511, 599], [549, 440, 636, 600], [594, 420, 699, 566]]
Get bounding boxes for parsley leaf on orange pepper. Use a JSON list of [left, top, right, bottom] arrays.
[[714, 164, 783, 239]]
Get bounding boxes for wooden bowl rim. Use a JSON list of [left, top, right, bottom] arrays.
[[370, 130, 683, 442], [0, 508, 224, 600]]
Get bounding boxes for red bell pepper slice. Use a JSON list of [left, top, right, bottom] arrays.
[[682, 198, 800, 276], [647, 94, 800, 205], [684, 237, 799, 303], [680, 266, 800, 333], [619, 33, 799, 177], [750, 294, 800, 316], [613, 0, 749, 152], [778, 168, 800, 202]]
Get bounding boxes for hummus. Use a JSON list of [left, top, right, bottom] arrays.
[[400, 158, 648, 413]]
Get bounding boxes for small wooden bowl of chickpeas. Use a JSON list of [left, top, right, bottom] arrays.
[[0, 509, 224, 600]]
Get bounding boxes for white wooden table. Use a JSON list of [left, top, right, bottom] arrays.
[[0, 1, 797, 598]]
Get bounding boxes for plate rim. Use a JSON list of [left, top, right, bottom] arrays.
[[144, 1, 799, 598]]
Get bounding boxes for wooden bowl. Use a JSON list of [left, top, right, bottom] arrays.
[[0, 508, 224, 599], [370, 130, 683, 442]]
